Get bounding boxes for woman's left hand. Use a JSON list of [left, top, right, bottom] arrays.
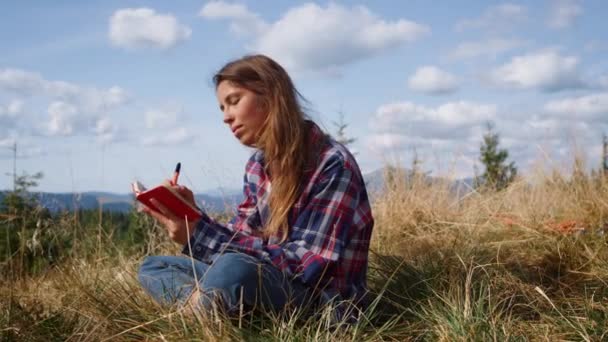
[[143, 199, 199, 245]]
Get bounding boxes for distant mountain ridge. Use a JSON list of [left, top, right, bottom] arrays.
[[362, 167, 475, 195], [0, 167, 474, 213], [0, 190, 244, 214]]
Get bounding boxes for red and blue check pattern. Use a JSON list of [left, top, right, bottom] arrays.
[[183, 122, 374, 309]]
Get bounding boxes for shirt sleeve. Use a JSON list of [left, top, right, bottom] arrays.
[[182, 156, 361, 287], [180, 157, 262, 259]]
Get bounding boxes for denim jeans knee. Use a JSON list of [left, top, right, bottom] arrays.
[[138, 253, 310, 315], [138, 255, 209, 306]]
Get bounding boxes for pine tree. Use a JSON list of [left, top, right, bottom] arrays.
[[332, 111, 356, 148], [410, 146, 430, 184], [478, 122, 517, 191], [411, 146, 421, 176], [603, 133, 608, 176], [1, 171, 43, 213]]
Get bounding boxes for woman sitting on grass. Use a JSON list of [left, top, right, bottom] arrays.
[[138, 54, 374, 322]]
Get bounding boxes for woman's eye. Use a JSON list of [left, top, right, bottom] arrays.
[[231, 98, 240, 105]]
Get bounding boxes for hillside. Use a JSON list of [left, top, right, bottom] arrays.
[[0, 190, 243, 214]]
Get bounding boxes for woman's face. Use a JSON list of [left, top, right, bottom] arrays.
[[216, 80, 268, 147]]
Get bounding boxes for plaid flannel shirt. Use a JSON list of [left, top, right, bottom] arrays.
[[183, 122, 374, 313]]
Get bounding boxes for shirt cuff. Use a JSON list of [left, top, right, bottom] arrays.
[[181, 214, 217, 262]]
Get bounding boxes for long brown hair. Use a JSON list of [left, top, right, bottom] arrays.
[[213, 54, 317, 241]]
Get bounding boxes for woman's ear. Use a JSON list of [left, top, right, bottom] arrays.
[[257, 95, 271, 115]]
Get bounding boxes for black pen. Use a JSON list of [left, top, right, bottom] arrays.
[[171, 162, 181, 185]]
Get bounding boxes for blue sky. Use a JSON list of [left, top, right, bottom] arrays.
[[1, 0, 607, 194]]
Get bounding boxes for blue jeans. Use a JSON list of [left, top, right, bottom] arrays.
[[138, 252, 310, 314]]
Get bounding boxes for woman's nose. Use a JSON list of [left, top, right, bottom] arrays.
[[223, 110, 233, 124]]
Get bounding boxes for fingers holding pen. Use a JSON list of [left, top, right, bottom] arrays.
[[160, 180, 197, 209], [175, 186, 197, 208], [135, 162, 197, 245]]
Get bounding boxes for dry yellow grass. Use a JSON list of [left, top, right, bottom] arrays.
[[2, 162, 608, 341]]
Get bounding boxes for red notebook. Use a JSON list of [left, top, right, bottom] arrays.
[[132, 181, 202, 221]]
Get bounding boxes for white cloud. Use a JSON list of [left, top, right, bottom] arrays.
[[199, 1, 267, 35], [141, 106, 193, 146], [109, 8, 192, 50], [450, 38, 525, 60], [456, 3, 527, 32], [103, 86, 129, 108], [548, 0, 583, 29], [7, 99, 23, 115], [0, 100, 23, 133], [364, 100, 605, 180], [0, 136, 45, 159], [371, 101, 497, 139], [371, 101, 427, 129], [47, 101, 80, 136], [433, 102, 497, 125], [544, 92, 608, 121], [488, 50, 585, 92], [45, 80, 81, 99], [408, 66, 458, 95], [0, 137, 15, 148], [480, 113, 602, 176], [0, 67, 131, 142], [77, 86, 130, 114], [0, 99, 23, 118], [526, 117, 562, 132], [366, 133, 410, 151], [46, 101, 122, 140], [94, 117, 120, 144], [94, 117, 113, 135], [0, 68, 86, 100], [0, 68, 130, 112], [144, 107, 181, 129], [364, 131, 481, 178], [0, 68, 45, 94], [501, 114, 590, 143], [200, 2, 429, 73], [364, 100, 502, 177], [0, 100, 26, 147], [141, 127, 194, 146]]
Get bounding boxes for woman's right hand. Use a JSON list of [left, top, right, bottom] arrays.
[[159, 179, 200, 209]]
